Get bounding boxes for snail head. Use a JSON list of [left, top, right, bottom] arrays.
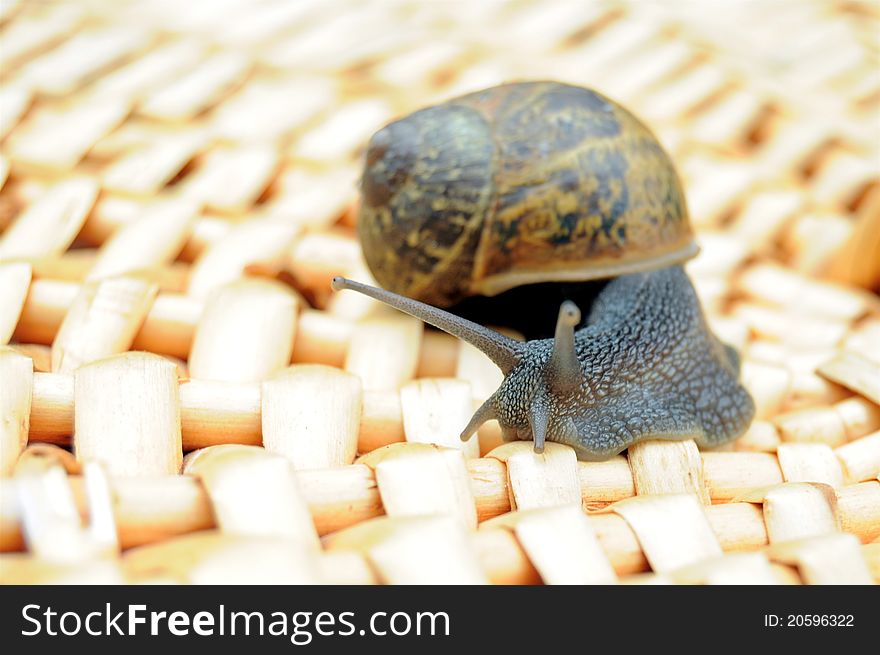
[[332, 277, 584, 454]]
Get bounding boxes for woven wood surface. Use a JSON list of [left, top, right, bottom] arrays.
[[1, 0, 878, 585]]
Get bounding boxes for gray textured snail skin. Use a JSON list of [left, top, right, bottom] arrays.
[[332, 268, 755, 461]]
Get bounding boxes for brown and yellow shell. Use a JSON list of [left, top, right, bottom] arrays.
[[358, 81, 698, 307]]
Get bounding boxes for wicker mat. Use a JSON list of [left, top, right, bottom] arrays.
[[0, 0, 878, 584]]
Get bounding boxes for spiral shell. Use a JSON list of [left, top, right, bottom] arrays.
[[359, 81, 697, 307]]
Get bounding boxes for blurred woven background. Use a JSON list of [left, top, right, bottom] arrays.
[[0, 0, 878, 584]]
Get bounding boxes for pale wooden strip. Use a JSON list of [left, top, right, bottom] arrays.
[[835, 430, 880, 484], [740, 360, 792, 419], [627, 439, 710, 504], [824, 190, 880, 289], [178, 379, 261, 449], [16, 280, 203, 358], [265, 166, 358, 231], [88, 120, 171, 159], [121, 531, 321, 584], [324, 516, 488, 584], [578, 457, 636, 504], [6, 98, 129, 170], [178, 144, 279, 214], [755, 119, 834, 177], [734, 303, 848, 348], [0, 85, 31, 140], [15, 464, 117, 563], [131, 291, 204, 359], [91, 39, 207, 102], [769, 533, 873, 584], [456, 340, 504, 403], [216, 1, 316, 47], [291, 308, 352, 367], [776, 443, 844, 488], [763, 483, 838, 543], [558, 18, 660, 81], [399, 378, 479, 458], [326, 269, 386, 322], [15, 443, 80, 476], [502, 0, 611, 52], [262, 364, 361, 469], [188, 219, 300, 299], [482, 504, 616, 585], [672, 552, 780, 585], [737, 262, 872, 321], [732, 189, 803, 249], [691, 89, 766, 146], [374, 41, 463, 88], [15, 26, 150, 96], [773, 406, 848, 447], [0, 263, 32, 344], [641, 64, 729, 123], [0, 178, 98, 259], [418, 331, 459, 377], [51, 277, 157, 373], [592, 40, 693, 103], [0, 557, 124, 584], [26, 370, 74, 440], [20, 250, 101, 284], [102, 132, 205, 196], [78, 462, 118, 555], [73, 352, 182, 476], [293, 98, 392, 162], [210, 77, 334, 142], [188, 279, 298, 383], [0, 156, 7, 189], [843, 318, 880, 364], [0, 348, 32, 475], [812, 151, 877, 207], [183, 444, 319, 549], [319, 551, 377, 585], [289, 231, 363, 303], [702, 452, 784, 501], [686, 230, 750, 279], [0, 5, 82, 70], [489, 442, 581, 511], [360, 390, 405, 453], [612, 494, 722, 573], [785, 213, 853, 275], [785, 370, 851, 411], [81, 195, 154, 242], [3, 471, 876, 559], [734, 420, 781, 453], [87, 199, 197, 280], [345, 314, 422, 391], [818, 352, 880, 405], [261, 6, 401, 70], [139, 52, 250, 121], [359, 443, 477, 530], [833, 396, 880, 441]]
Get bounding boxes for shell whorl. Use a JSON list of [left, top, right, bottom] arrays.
[[358, 81, 697, 307]]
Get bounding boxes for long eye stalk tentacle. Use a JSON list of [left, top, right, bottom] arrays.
[[546, 300, 582, 395], [529, 396, 550, 454], [332, 277, 522, 373], [459, 395, 497, 442]]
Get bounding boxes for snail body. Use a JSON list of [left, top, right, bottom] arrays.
[[340, 81, 755, 460], [333, 268, 753, 460]]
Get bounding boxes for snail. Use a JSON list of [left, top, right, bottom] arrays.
[[333, 81, 755, 461]]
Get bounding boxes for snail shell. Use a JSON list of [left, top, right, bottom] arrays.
[[359, 80, 697, 307]]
